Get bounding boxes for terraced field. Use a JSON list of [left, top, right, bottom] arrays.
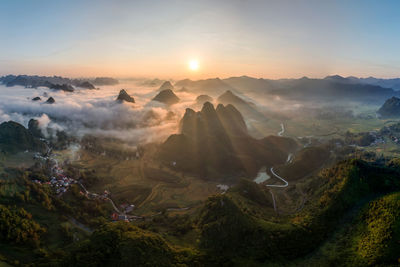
[[74, 150, 221, 216]]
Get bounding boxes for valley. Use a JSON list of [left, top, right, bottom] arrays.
[[2, 2, 400, 265], [1, 75, 400, 266]]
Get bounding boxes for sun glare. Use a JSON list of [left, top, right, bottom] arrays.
[[189, 60, 199, 71]]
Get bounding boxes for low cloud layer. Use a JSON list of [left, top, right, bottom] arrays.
[[0, 82, 198, 145]]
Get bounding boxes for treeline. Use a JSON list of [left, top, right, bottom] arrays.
[[0, 205, 45, 246], [63, 222, 200, 267]]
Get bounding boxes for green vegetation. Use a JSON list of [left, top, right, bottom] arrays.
[[0, 205, 45, 246], [64, 222, 199, 267], [0, 121, 46, 154], [196, 159, 400, 265], [275, 146, 330, 181], [344, 131, 375, 146], [1, 114, 400, 266], [355, 192, 400, 265]]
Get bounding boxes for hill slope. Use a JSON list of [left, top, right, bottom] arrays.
[[158, 102, 298, 179], [0, 121, 47, 154]]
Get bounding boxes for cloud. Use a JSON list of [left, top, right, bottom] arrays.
[[0, 82, 199, 145]]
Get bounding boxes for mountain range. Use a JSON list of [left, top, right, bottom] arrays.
[[0, 75, 118, 91], [157, 102, 298, 179], [175, 75, 400, 104]]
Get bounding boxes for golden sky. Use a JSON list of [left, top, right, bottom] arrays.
[[1, 0, 400, 79]]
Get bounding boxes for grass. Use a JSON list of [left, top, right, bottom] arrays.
[[2, 152, 36, 169]]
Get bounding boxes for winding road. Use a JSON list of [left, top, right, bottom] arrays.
[[266, 167, 289, 188], [263, 123, 291, 212], [278, 123, 285, 136]]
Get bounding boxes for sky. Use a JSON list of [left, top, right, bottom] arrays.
[[1, 0, 400, 79]]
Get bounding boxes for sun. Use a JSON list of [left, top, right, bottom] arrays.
[[189, 60, 199, 71]]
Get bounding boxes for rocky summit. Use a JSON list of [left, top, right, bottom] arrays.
[[116, 89, 135, 103], [158, 102, 297, 179], [45, 97, 55, 104], [158, 81, 174, 91], [152, 89, 180, 105]]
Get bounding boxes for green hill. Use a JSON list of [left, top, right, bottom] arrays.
[[275, 146, 331, 181], [0, 121, 47, 154], [65, 222, 198, 267], [378, 96, 400, 118], [196, 159, 400, 264]]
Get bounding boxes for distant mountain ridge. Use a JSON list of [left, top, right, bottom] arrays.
[[217, 90, 267, 121], [223, 75, 400, 103], [175, 78, 235, 96], [347, 76, 400, 90], [0, 75, 118, 90], [158, 81, 174, 91], [173, 75, 400, 103]]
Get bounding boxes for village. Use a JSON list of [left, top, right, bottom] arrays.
[[32, 151, 141, 222]]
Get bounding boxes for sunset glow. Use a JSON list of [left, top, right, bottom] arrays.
[[189, 60, 199, 71], [1, 1, 400, 79]]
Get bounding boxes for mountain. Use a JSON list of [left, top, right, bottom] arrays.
[[32, 96, 41, 101], [92, 77, 119, 86], [323, 75, 354, 83], [195, 94, 213, 105], [45, 97, 55, 104], [2, 75, 73, 88], [274, 146, 330, 181], [347, 76, 400, 90], [77, 81, 96, 89], [217, 90, 249, 106], [0, 75, 118, 89], [65, 222, 196, 266], [158, 81, 174, 91], [196, 159, 400, 264], [28, 119, 44, 138], [0, 121, 47, 154], [48, 83, 74, 92], [377, 96, 400, 118], [152, 89, 180, 105], [222, 75, 399, 103], [116, 89, 135, 103], [139, 78, 165, 87], [223, 75, 275, 93], [178, 87, 189, 93], [217, 90, 267, 121], [175, 78, 235, 96], [158, 102, 298, 179]]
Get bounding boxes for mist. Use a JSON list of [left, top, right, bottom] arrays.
[[0, 81, 202, 145]]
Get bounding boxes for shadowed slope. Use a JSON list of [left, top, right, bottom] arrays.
[[158, 102, 298, 180]]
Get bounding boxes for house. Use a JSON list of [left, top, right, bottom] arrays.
[[111, 213, 119, 221], [125, 205, 135, 213], [118, 215, 129, 222]]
